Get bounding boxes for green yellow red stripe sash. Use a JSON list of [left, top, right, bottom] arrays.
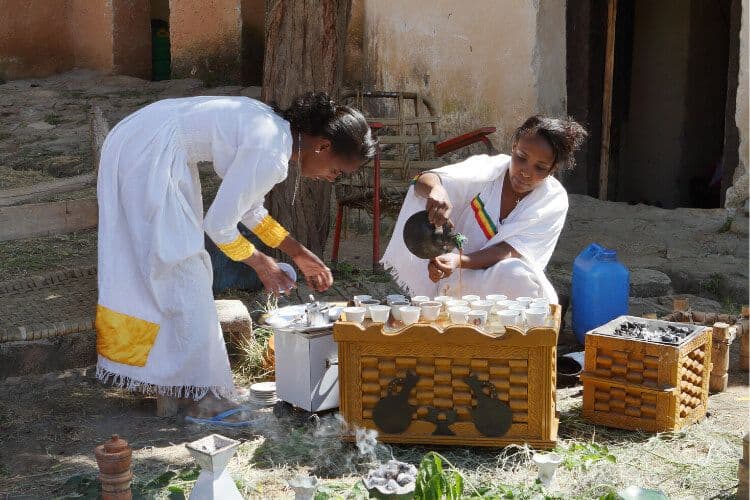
[[471, 194, 497, 239]]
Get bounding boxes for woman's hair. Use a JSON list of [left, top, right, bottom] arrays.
[[279, 92, 376, 162], [512, 115, 588, 170]]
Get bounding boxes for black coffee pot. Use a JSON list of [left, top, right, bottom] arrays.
[[402, 210, 466, 259]]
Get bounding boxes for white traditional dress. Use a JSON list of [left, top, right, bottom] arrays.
[[96, 96, 291, 399], [381, 154, 568, 303]]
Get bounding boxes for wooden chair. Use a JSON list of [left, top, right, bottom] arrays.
[[332, 91, 497, 269]]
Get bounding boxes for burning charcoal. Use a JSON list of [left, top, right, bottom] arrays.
[[397, 473, 413, 486], [386, 479, 399, 491]]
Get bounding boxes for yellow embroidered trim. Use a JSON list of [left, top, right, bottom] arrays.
[[95, 304, 160, 367], [216, 234, 256, 261], [251, 215, 289, 248]]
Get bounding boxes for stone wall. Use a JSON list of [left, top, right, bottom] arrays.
[[169, 0, 243, 84], [0, 0, 74, 80], [0, 0, 151, 81], [726, 0, 749, 209], [355, 0, 567, 151]]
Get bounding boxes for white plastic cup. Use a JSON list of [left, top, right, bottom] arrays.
[[525, 308, 547, 328], [360, 299, 381, 319], [498, 309, 521, 326], [386, 294, 406, 305], [446, 299, 469, 310], [485, 294, 508, 303], [400, 306, 421, 325], [467, 310, 488, 327], [369, 305, 391, 323], [343, 306, 366, 324], [508, 304, 526, 325], [277, 262, 298, 293], [353, 295, 372, 307], [495, 299, 514, 311], [410, 295, 431, 307], [420, 301, 442, 322], [461, 294, 481, 304], [532, 297, 550, 307], [448, 306, 471, 324], [470, 300, 495, 313], [515, 296, 534, 308], [370, 305, 391, 323], [433, 295, 453, 311], [390, 301, 410, 320]]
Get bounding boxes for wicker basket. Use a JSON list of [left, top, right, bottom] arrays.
[[333, 305, 561, 448], [581, 315, 712, 432]]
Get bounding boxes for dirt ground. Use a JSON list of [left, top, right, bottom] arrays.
[[0, 341, 747, 499], [0, 70, 748, 498]]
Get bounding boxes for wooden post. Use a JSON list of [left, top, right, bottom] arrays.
[[673, 298, 689, 312], [598, 0, 617, 200], [155, 396, 181, 417], [740, 433, 749, 499], [709, 322, 732, 393], [741, 306, 749, 371]]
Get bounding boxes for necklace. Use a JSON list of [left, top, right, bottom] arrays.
[[291, 132, 302, 206]]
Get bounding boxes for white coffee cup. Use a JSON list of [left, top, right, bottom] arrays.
[[446, 299, 469, 310], [525, 308, 547, 328], [461, 294, 481, 304], [343, 306, 366, 324], [515, 296, 534, 308], [420, 301, 442, 321], [498, 309, 521, 326], [360, 299, 381, 319], [400, 306, 421, 325], [410, 295, 431, 307], [507, 303, 526, 325], [448, 306, 471, 324], [467, 310, 488, 327], [369, 305, 391, 323], [470, 300, 495, 313], [495, 299, 514, 312], [531, 298, 550, 313], [353, 295, 372, 307], [390, 301, 410, 320], [386, 294, 406, 305], [433, 295, 453, 311], [485, 294, 508, 303]]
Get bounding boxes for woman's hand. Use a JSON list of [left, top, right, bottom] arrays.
[[243, 251, 297, 296], [293, 247, 333, 292], [425, 184, 453, 227], [428, 253, 461, 282]]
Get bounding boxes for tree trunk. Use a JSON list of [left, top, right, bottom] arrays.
[[262, 0, 352, 258]]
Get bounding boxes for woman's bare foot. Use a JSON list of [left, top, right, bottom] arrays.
[[185, 393, 251, 423]]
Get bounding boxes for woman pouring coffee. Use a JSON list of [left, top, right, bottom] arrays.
[[96, 92, 375, 425], [382, 115, 586, 304]]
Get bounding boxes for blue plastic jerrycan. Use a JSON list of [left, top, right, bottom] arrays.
[[571, 243, 630, 344]]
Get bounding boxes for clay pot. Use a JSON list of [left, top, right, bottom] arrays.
[[402, 211, 463, 259], [94, 434, 133, 500], [557, 356, 583, 388]]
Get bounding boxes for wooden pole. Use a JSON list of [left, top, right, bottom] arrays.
[[598, 0, 617, 200], [709, 322, 732, 393]]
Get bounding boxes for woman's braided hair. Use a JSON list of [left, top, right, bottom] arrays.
[[512, 115, 588, 171], [280, 92, 376, 162]]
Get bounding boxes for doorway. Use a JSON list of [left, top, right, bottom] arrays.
[[566, 0, 739, 208], [150, 0, 170, 81]]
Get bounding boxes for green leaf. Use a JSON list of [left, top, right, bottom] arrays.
[[144, 470, 177, 490]]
